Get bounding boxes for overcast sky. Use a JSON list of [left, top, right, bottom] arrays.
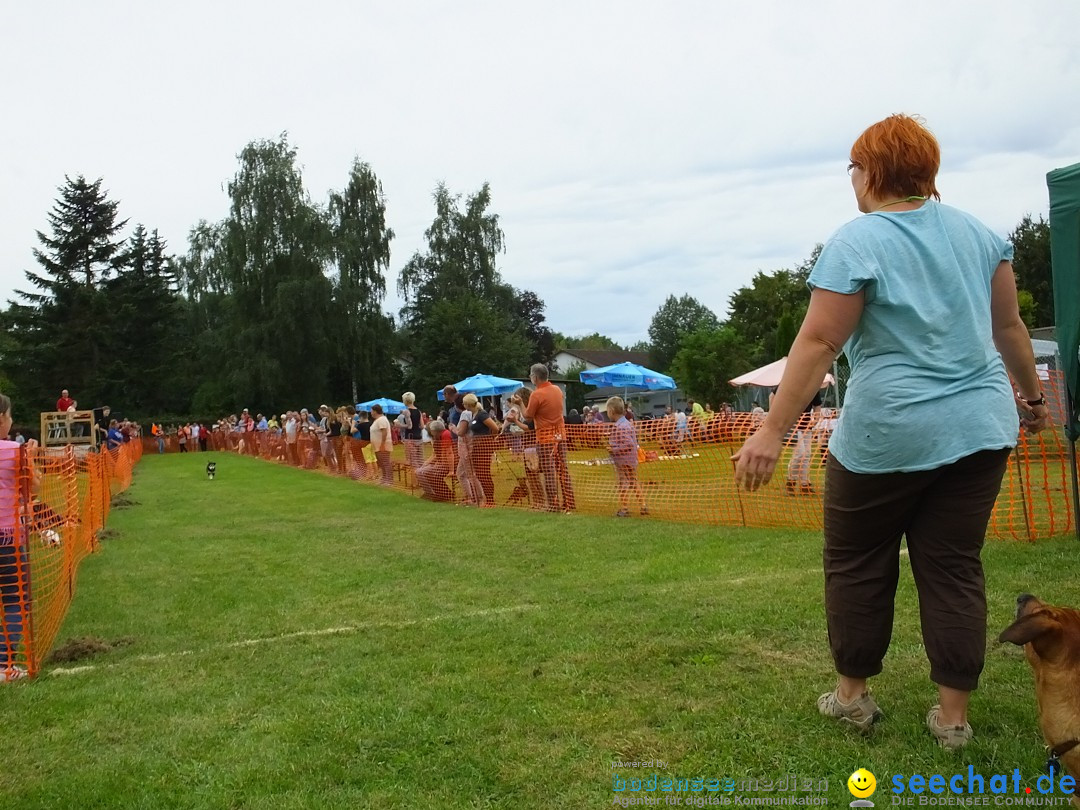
[[4, 1, 1078, 347]]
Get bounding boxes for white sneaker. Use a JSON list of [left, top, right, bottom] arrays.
[[0, 665, 28, 683], [42, 529, 62, 547]]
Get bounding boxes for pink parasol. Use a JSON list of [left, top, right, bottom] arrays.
[[728, 356, 835, 388]]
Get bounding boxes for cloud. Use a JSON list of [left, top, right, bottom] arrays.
[[2, 0, 1078, 348]]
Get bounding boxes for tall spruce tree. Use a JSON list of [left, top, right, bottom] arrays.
[[4, 176, 127, 413], [32, 175, 127, 288], [103, 225, 186, 414]]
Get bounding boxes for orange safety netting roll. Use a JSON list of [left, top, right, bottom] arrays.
[[1, 440, 141, 681], [158, 370, 1074, 544]]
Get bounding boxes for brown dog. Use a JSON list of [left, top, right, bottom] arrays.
[[999, 594, 1080, 807]]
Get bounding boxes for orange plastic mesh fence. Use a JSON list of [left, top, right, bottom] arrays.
[[152, 371, 1074, 544], [1, 440, 141, 680]]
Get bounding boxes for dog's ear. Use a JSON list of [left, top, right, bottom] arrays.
[[999, 611, 1060, 647]]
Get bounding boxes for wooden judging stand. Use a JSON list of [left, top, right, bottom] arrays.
[[40, 410, 97, 449]]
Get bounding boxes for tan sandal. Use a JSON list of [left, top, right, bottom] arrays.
[[817, 687, 883, 732], [926, 705, 973, 749]]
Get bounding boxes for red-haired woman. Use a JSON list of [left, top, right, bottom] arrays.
[[732, 114, 1049, 748]]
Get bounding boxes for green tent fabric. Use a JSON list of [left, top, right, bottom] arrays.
[[1048, 162, 1080, 440]]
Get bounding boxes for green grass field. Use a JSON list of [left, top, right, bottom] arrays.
[[2, 453, 1078, 809]]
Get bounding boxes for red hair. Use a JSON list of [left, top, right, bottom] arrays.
[[851, 114, 941, 201]]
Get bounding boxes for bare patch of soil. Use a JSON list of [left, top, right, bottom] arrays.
[[45, 636, 136, 664]]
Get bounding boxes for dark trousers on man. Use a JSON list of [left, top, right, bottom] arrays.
[[539, 440, 575, 512], [822, 447, 1010, 692]]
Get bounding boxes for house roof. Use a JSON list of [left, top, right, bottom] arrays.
[[558, 349, 652, 368]]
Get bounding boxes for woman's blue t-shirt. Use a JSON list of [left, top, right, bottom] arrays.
[[808, 200, 1018, 473]]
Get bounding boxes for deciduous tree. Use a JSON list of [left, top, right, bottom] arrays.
[[102, 226, 186, 414], [669, 326, 756, 408], [219, 134, 334, 408], [1010, 215, 1053, 328], [397, 183, 534, 403], [647, 295, 719, 372], [773, 310, 798, 361], [554, 332, 625, 352], [328, 159, 396, 402], [724, 245, 820, 367]]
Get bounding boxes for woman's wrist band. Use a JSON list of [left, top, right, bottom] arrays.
[[1024, 396, 1046, 407]]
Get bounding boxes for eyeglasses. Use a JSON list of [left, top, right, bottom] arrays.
[[847, 161, 860, 175]]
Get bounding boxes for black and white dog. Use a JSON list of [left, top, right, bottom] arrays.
[[206, 461, 217, 480]]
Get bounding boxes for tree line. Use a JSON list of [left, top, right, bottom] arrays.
[[0, 133, 1054, 423]]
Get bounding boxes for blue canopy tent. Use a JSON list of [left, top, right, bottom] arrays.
[[579, 362, 676, 391], [356, 397, 406, 415], [436, 373, 522, 401]]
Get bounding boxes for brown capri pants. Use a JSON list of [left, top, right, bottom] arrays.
[[823, 447, 1011, 692]]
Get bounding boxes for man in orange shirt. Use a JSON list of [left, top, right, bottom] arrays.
[[517, 363, 575, 512], [151, 422, 165, 454]]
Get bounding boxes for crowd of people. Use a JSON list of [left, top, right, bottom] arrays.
[[157, 365, 663, 515], [135, 368, 843, 519], [50, 380, 836, 511]]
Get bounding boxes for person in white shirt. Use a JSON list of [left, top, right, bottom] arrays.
[[284, 411, 299, 465], [675, 408, 689, 442], [368, 404, 393, 485]]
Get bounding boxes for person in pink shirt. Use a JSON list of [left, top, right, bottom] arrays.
[[1, 392, 42, 682], [606, 396, 648, 518]]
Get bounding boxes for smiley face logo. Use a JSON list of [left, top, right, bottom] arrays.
[[847, 769, 877, 799]]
